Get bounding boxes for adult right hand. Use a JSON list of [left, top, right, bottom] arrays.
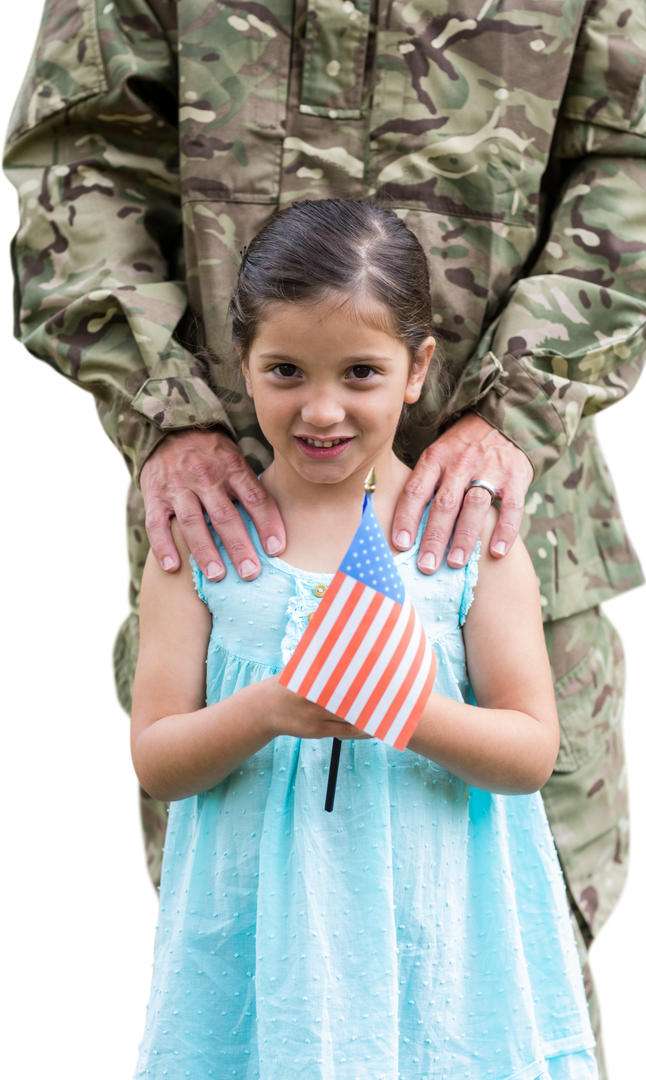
[[140, 428, 286, 581]]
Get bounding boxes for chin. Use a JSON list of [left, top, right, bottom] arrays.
[[294, 463, 354, 484]]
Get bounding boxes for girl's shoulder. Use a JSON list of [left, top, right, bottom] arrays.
[[396, 502, 482, 632], [466, 503, 537, 620]]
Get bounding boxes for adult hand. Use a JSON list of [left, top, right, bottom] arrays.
[[392, 412, 534, 572], [140, 428, 286, 581]]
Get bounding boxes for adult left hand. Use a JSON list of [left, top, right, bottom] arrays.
[[392, 412, 534, 573]]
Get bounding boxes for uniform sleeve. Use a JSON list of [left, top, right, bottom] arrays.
[[3, 0, 234, 482], [449, 0, 646, 481]]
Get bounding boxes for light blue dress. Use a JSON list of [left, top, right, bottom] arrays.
[[135, 510, 597, 1080]]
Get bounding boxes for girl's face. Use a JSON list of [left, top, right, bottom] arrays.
[[242, 296, 435, 488]]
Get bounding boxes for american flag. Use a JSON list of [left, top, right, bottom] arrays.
[[279, 490, 437, 750]]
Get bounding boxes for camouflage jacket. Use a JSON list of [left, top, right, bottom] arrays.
[[4, 0, 645, 622]]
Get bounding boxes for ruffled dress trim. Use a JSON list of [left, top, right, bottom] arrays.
[[460, 539, 481, 626], [280, 570, 334, 665]]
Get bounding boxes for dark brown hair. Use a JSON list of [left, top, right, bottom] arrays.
[[229, 199, 435, 362]]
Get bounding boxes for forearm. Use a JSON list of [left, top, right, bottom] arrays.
[[446, 152, 646, 481], [408, 693, 558, 795], [3, 0, 233, 480], [132, 681, 275, 802]]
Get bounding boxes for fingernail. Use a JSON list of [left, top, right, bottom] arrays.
[[239, 559, 258, 579], [265, 535, 282, 556], [162, 557, 175, 571], [492, 542, 507, 556], [395, 531, 411, 549], [206, 562, 222, 580], [418, 552, 437, 572], [449, 548, 465, 566]]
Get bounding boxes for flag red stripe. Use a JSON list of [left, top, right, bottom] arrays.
[[279, 572, 347, 686], [336, 600, 403, 719], [393, 649, 438, 751], [353, 605, 417, 731], [298, 580, 365, 697], [374, 626, 426, 741], [317, 591, 385, 709]]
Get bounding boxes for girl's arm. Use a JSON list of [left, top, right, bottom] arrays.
[[133, 513, 557, 801], [408, 506, 559, 794], [131, 524, 362, 801]]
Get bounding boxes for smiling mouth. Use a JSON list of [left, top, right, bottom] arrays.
[[295, 435, 354, 458]]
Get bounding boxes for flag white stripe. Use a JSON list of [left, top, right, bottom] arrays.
[[381, 627, 434, 746], [325, 595, 396, 714], [345, 596, 412, 726], [362, 612, 424, 736], [285, 575, 356, 692], [305, 585, 380, 702]]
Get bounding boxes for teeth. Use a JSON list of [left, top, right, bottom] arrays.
[[304, 437, 344, 447]]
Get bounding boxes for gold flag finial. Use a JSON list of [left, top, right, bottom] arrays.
[[364, 467, 377, 493]]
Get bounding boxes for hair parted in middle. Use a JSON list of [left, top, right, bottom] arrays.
[[229, 199, 435, 363]]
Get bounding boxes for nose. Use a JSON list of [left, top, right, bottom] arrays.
[[300, 386, 346, 429]]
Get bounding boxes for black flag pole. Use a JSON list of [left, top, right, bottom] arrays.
[[324, 737, 342, 812], [323, 467, 377, 812]]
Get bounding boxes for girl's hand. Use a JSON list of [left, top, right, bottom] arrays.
[[264, 676, 372, 741]]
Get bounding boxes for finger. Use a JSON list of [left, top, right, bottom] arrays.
[[489, 485, 526, 558], [416, 474, 472, 574], [446, 484, 495, 568], [205, 491, 265, 581], [174, 493, 226, 581], [145, 498, 181, 573], [392, 453, 441, 551], [226, 460, 286, 557]]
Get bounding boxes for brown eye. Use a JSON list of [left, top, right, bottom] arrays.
[[276, 364, 299, 378], [350, 365, 374, 379]]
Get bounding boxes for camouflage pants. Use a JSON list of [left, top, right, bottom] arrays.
[[115, 490, 627, 1077], [541, 607, 628, 1080]]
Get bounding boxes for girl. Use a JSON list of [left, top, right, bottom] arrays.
[[132, 201, 596, 1080]]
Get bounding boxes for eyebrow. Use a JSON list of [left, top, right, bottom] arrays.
[[258, 352, 394, 363]]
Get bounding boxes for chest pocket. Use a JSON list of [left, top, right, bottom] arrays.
[[177, 0, 294, 202], [300, 0, 371, 119]]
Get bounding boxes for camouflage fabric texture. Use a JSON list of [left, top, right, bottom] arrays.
[[4, 0, 646, 622], [4, 2, 644, 1054], [543, 605, 627, 1080]]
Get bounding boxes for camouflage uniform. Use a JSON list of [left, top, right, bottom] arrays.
[[5, 1, 646, 1071]]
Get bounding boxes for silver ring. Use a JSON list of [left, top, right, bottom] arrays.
[[466, 478, 496, 502]]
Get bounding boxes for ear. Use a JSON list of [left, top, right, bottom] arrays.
[[404, 336, 435, 404], [238, 352, 253, 399]]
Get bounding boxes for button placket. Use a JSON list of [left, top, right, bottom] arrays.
[[308, 582, 328, 620]]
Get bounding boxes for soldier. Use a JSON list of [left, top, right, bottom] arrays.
[[4, 1, 645, 1075]]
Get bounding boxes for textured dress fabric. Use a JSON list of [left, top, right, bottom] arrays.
[[134, 511, 596, 1080]]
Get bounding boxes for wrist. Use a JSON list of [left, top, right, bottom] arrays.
[[245, 678, 284, 742], [137, 423, 239, 488]]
